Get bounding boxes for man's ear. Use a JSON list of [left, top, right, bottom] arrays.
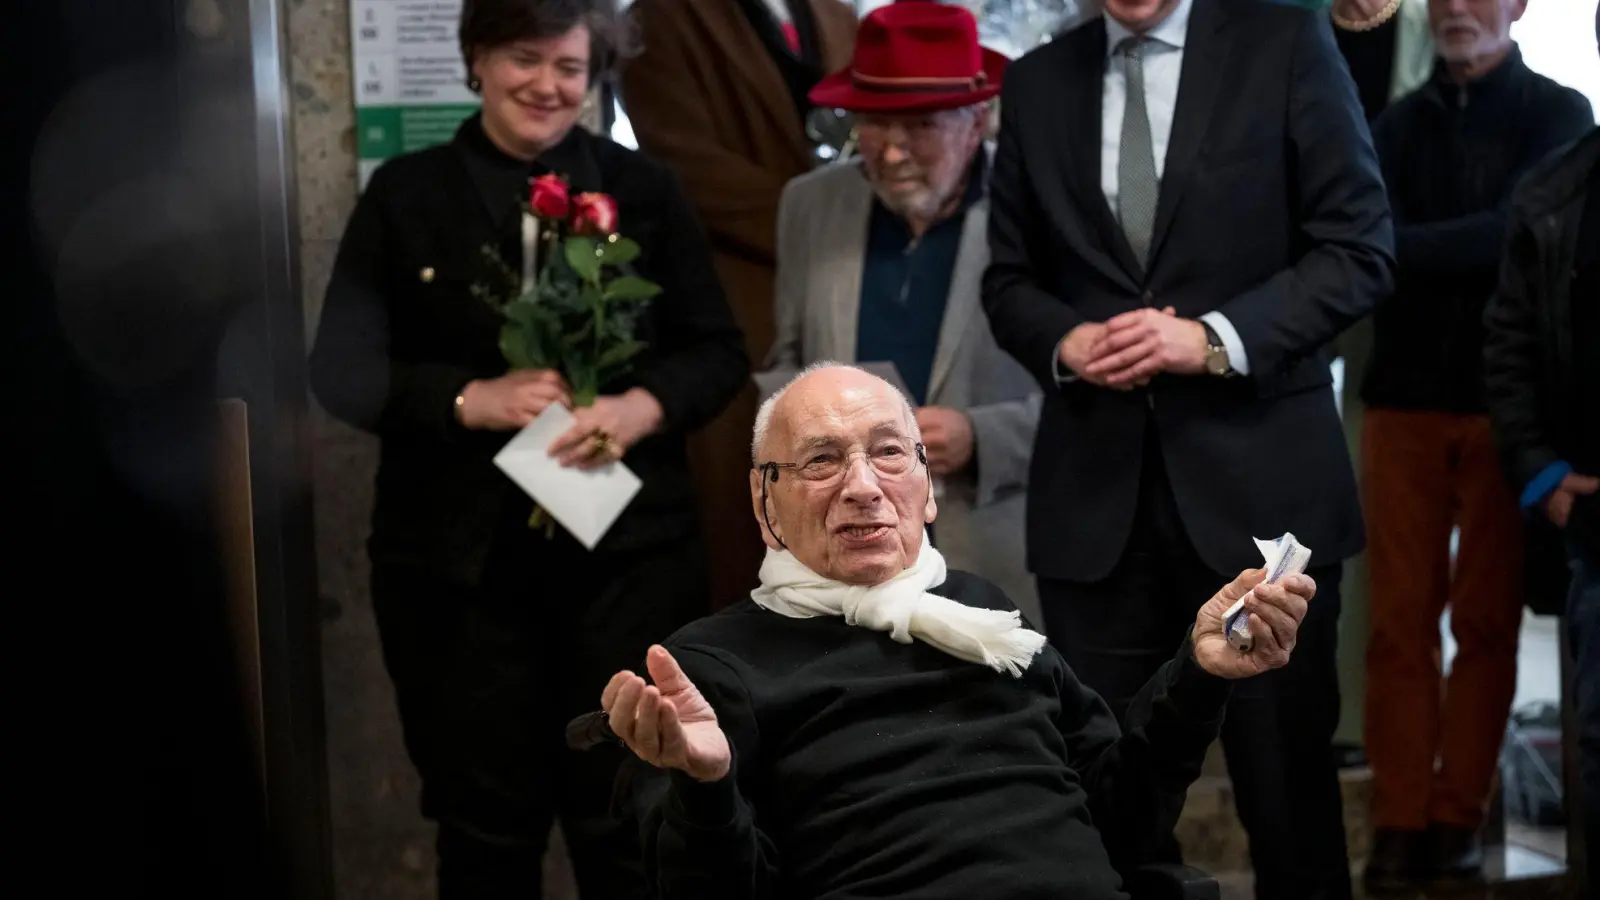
[[750, 468, 783, 550], [924, 479, 938, 525]]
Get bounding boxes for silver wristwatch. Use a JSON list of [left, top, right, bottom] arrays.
[[1202, 324, 1235, 377]]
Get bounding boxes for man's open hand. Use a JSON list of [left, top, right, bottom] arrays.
[[1192, 569, 1314, 678], [603, 645, 732, 783]]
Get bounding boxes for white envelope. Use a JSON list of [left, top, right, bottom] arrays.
[[492, 405, 643, 550]]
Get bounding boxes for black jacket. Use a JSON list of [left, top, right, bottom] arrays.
[[982, 0, 1394, 581], [651, 570, 1231, 899], [1485, 127, 1600, 565], [310, 118, 748, 585], [1364, 48, 1592, 413]]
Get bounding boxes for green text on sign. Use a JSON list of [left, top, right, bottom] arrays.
[[356, 104, 480, 160]]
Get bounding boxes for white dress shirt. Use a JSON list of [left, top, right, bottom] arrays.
[[1054, 0, 1251, 381]]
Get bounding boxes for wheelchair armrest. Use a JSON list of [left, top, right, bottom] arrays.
[[1126, 862, 1220, 900]]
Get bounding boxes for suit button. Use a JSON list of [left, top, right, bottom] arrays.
[[420, 266, 436, 283], [1142, 290, 1155, 305]]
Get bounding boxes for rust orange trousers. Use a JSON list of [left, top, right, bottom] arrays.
[[1362, 409, 1524, 830]]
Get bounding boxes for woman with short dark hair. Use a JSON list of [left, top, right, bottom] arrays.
[[309, 0, 747, 894]]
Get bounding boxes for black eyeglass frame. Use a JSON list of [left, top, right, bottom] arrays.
[[753, 442, 929, 551]]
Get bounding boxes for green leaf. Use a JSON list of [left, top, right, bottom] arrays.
[[562, 319, 595, 346], [504, 300, 540, 327], [498, 323, 535, 370], [596, 237, 641, 267], [567, 361, 598, 403], [596, 339, 647, 371], [564, 236, 601, 283], [603, 276, 663, 302], [570, 384, 600, 408]]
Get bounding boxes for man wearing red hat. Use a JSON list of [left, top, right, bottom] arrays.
[[760, 0, 1042, 623], [982, 0, 1395, 898]]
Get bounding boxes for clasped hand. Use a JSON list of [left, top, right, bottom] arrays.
[[1059, 307, 1208, 389], [455, 369, 663, 469]]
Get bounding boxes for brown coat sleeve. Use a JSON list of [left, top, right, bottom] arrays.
[[617, 0, 856, 266], [618, 0, 785, 264]]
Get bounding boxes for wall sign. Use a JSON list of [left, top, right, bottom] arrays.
[[350, 0, 479, 189]]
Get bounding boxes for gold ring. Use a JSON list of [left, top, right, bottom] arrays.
[[591, 431, 614, 457]]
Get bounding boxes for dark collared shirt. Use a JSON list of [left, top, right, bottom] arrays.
[[855, 152, 986, 406]]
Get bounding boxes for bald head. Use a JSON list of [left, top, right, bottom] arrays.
[[749, 363, 933, 585], [752, 363, 920, 465]]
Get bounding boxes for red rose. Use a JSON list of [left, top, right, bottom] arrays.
[[529, 174, 569, 220], [569, 192, 620, 237]]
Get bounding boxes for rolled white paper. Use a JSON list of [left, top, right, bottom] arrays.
[[1223, 533, 1312, 653], [521, 211, 538, 294]]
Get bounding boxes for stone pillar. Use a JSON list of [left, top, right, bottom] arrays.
[[288, 1, 437, 895]]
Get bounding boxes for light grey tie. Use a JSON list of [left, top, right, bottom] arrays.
[[1118, 37, 1159, 267]]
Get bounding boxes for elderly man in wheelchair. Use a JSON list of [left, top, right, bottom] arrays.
[[587, 364, 1314, 899]]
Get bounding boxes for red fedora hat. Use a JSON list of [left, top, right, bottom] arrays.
[[809, 1, 1008, 113]]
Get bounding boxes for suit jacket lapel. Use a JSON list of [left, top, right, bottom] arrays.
[[1063, 24, 1143, 290], [825, 167, 873, 361], [927, 198, 987, 401], [1149, 0, 1233, 267]]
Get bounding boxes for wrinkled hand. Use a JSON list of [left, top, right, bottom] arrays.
[[604, 645, 732, 783], [1084, 307, 1206, 386], [456, 369, 571, 431], [1545, 473, 1599, 529], [915, 407, 974, 475], [1193, 569, 1315, 679], [548, 388, 664, 469]]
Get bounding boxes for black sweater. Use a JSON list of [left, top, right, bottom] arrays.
[[650, 570, 1232, 899], [1363, 48, 1592, 413]]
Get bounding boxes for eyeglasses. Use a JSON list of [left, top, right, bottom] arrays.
[[756, 437, 927, 484], [855, 109, 977, 149], [754, 436, 928, 552]]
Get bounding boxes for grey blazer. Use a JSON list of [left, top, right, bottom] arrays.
[[763, 156, 1043, 626]]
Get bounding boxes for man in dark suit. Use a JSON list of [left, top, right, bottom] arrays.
[[982, 1, 1394, 898]]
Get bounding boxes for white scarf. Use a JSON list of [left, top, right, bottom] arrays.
[[750, 538, 1047, 677]]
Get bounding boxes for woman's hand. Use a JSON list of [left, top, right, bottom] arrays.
[[548, 388, 665, 469], [456, 370, 571, 431]]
